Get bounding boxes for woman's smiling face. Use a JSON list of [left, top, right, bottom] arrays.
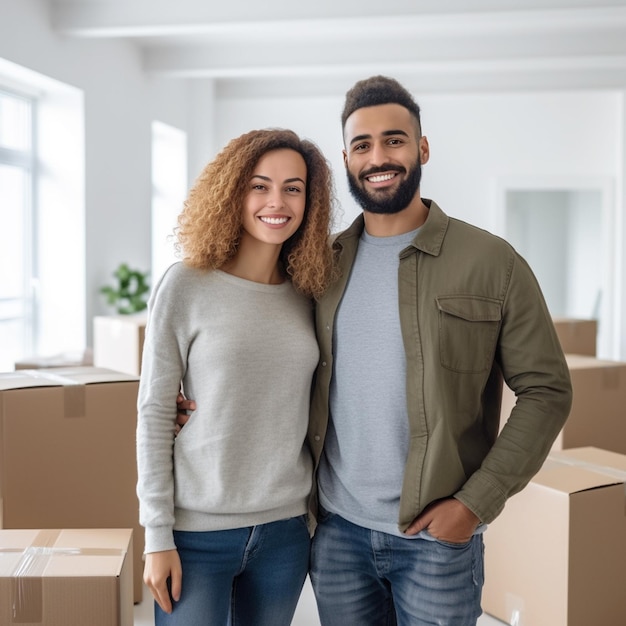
[[240, 148, 307, 247]]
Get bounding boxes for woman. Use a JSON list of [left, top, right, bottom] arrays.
[[136, 128, 336, 625]]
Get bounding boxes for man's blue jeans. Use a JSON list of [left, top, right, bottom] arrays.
[[154, 515, 310, 626], [310, 510, 484, 626]]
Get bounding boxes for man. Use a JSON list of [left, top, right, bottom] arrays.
[[178, 75, 572, 625], [306, 75, 571, 626]]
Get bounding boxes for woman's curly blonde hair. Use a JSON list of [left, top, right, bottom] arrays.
[[176, 128, 338, 300]]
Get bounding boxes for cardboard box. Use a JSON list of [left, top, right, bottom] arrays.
[[0, 367, 144, 602], [483, 447, 626, 626], [500, 355, 626, 455], [93, 314, 147, 376], [552, 317, 597, 356], [0, 528, 133, 626]]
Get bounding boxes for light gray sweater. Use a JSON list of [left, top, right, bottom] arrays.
[[136, 263, 318, 554]]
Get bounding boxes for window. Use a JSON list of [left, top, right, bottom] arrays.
[[0, 89, 36, 371], [0, 60, 85, 372], [151, 121, 187, 283]]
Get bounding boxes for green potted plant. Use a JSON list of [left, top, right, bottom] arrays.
[[100, 263, 150, 314]]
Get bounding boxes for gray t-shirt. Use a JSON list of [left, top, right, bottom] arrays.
[[318, 227, 422, 537]]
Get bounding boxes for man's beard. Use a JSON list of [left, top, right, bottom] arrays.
[[346, 160, 422, 215]]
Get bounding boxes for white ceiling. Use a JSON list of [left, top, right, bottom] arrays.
[[48, 0, 626, 97]]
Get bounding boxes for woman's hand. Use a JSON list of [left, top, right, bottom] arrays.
[[143, 549, 182, 614]]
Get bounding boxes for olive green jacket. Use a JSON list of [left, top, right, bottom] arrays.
[[308, 199, 572, 529]]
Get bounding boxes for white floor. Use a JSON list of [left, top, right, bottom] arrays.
[[133, 577, 506, 625]]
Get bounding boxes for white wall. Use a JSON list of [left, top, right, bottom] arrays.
[[216, 90, 621, 231], [0, 0, 190, 348]]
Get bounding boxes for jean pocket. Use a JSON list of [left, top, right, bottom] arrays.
[[432, 537, 473, 549], [424, 529, 473, 549]]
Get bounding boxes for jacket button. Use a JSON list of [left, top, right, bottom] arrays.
[[314, 435, 321, 441]]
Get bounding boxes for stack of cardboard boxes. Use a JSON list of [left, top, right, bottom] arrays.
[[483, 317, 626, 626], [0, 366, 143, 624], [0, 315, 148, 624]]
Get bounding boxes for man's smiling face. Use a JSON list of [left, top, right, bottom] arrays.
[[343, 103, 426, 215]]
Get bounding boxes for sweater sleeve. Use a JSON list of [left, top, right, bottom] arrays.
[[136, 263, 190, 553], [455, 253, 573, 524]]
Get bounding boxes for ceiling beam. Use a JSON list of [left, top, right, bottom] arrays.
[[51, 0, 626, 38]]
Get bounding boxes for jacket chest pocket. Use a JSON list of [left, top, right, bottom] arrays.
[[436, 295, 502, 373]]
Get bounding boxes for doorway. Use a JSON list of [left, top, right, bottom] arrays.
[[498, 181, 616, 359]]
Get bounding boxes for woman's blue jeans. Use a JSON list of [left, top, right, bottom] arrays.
[[154, 515, 310, 626], [310, 510, 484, 626]]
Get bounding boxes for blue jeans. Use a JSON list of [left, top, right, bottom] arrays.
[[310, 510, 484, 626], [155, 515, 310, 626]]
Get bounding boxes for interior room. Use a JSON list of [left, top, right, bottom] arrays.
[[2, 1, 626, 625]]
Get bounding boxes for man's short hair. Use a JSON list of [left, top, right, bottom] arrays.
[[341, 75, 421, 132]]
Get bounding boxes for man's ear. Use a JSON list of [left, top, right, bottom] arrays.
[[342, 149, 348, 167], [419, 136, 430, 165]]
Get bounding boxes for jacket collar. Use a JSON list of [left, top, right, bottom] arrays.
[[333, 198, 449, 258]]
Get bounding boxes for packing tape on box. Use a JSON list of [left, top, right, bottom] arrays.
[[546, 453, 626, 506], [504, 594, 525, 626], [13, 370, 86, 419], [547, 454, 626, 482], [1, 529, 125, 623], [61, 384, 86, 419]]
